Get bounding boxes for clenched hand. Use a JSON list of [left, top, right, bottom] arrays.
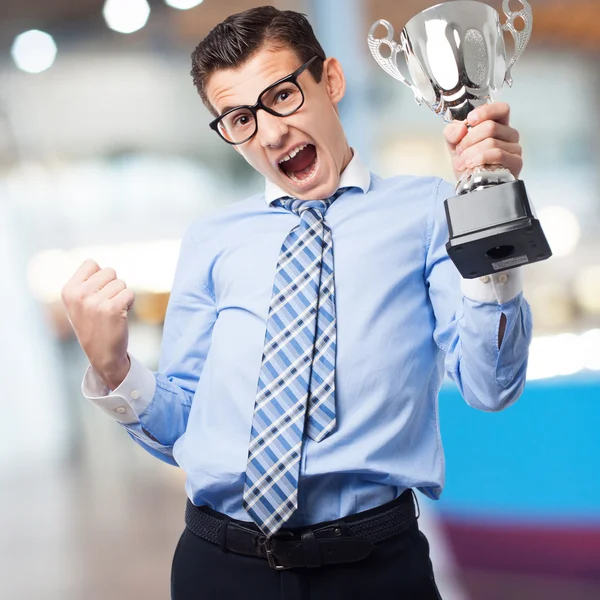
[[444, 101, 523, 182], [61, 259, 134, 390]]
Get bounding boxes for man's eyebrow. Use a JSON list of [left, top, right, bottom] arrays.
[[217, 75, 288, 116], [218, 101, 258, 116], [220, 104, 242, 115]]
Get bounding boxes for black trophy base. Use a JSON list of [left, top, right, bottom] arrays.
[[444, 180, 552, 279]]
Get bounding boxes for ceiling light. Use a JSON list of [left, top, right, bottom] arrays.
[[103, 0, 151, 34], [164, 0, 204, 9], [11, 30, 57, 74]]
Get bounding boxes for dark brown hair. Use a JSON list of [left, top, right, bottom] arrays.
[[190, 6, 326, 115]]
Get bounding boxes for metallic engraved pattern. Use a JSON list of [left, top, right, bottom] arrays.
[[501, 0, 533, 86], [368, 20, 422, 103], [463, 28, 488, 86]]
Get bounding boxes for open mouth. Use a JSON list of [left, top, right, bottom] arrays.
[[278, 143, 318, 184]]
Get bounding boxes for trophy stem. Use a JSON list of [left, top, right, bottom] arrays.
[[455, 165, 516, 195]]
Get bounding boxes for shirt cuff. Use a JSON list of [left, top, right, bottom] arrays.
[[81, 355, 157, 425], [460, 268, 523, 304]]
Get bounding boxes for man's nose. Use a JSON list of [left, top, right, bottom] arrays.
[[257, 110, 289, 148]]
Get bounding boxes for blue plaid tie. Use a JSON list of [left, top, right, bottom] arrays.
[[243, 189, 346, 537]]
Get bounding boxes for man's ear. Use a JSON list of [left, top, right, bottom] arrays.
[[322, 57, 346, 105]]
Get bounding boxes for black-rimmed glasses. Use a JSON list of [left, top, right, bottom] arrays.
[[209, 55, 320, 145]]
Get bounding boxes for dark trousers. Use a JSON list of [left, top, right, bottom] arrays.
[[171, 519, 443, 599]]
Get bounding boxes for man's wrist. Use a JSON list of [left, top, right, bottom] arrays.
[[96, 355, 131, 391]]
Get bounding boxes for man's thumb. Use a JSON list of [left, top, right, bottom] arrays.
[[443, 122, 468, 148]]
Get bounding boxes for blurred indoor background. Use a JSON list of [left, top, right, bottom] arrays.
[[0, 1, 599, 599]]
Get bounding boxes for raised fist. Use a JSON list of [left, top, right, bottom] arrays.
[[61, 259, 134, 390]]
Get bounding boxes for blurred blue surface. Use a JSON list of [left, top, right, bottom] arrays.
[[438, 375, 600, 523]]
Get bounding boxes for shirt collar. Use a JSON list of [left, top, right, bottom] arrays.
[[265, 150, 371, 207]]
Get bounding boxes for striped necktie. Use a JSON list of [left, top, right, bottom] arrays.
[[243, 188, 346, 537]]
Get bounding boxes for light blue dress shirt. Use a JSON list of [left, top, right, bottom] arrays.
[[84, 153, 531, 527]]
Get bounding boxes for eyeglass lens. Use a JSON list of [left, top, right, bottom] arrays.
[[218, 80, 303, 143]]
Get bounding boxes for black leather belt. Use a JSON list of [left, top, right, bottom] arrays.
[[184, 489, 417, 570]]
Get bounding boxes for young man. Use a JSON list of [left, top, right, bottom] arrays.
[[62, 6, 531, 600]]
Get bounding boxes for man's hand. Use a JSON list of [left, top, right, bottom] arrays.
[[444, 102, 523, 182], [61, 259, 134, 390]]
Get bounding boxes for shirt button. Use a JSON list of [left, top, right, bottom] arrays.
[[479, 275, 491, 283], [498, 274, 509, 284], [115, 407, 127, 414], [130, 390, 140, 400]]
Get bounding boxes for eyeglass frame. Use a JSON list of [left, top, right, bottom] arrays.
[[209, 55, 321, 145]]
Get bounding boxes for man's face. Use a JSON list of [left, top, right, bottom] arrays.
[[206, 46, 350, 200]]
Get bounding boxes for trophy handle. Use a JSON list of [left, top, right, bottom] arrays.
[[501, 0, 533, 87], [368, 20, 422, 104]]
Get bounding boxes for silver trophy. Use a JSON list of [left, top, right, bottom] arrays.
[[368, 0, 551, 278]]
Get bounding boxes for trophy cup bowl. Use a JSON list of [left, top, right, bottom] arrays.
[[368, 0, 552, 278]]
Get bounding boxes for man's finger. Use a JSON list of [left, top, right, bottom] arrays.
[[113, 288, 135, 312], [84, 267, 118, 293], [457, 140, 523, 170], [96, 279, 127, 300], [443, 122, 468, 147], [457, 122, 520, 152], [455, 147, 523, 180], [68, 259, 101, 286], [467, 101, 510, 127], [454, 153, 523, 181]]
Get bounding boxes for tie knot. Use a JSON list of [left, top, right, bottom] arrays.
[[276, 187, 348, 217]]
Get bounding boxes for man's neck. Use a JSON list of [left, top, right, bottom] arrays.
[[339, 145, 354, 178]]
